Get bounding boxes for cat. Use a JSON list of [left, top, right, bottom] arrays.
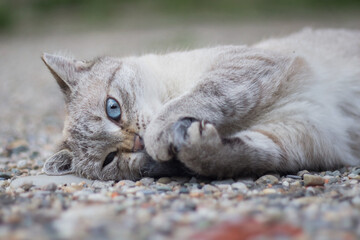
[[42, 28, 360, 181]]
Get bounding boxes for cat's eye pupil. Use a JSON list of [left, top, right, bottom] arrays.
[[106, 98, 121, 121]]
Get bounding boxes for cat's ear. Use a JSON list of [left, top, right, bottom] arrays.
[[41, 53, 90, 98], [43, 149, 75, 175]]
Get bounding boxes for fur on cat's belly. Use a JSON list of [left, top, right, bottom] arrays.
[[42, 28, 360, 180]]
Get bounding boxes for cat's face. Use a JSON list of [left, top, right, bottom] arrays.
[[41, 53, 178, 180]]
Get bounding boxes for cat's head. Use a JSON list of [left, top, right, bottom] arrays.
[[41, 53, 183, 180]]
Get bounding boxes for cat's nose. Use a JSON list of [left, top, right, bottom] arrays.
[[133, 135, 145, 152]]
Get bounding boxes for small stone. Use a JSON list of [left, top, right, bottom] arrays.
[[328, 178, 338, 184], [156, 186, 172, 192], [332, 170, 341, 176], [349, 179, 358, 184], [87, 193, 109, 202], [211, 179, 235, 185], [157, 177, 171, 184], [352, 196, 360, 208], [135, 181, 142, 186], [179, 187, 189, 194], [139, 178, 154, 186], [16, 159, 28, 169], [325, 171, 334, 176], [62, 186, 81, 193], [297, 170, 310, 177], [0, 172, 12, 180], [6, 140, 29, 156], [92, 180, 114, 188], [171, 177, 190, 184], [348, 174, 360, 180], [189, 189, 204, 198], [29, 151, 40, 159], [282, 181, 289, 187], [203, 184, 219, 193], [290, 181, 302, 189], [262, 188, 277, 194], [42, 183, 58, 192], [286, 175, 302, 180], [21, 182, 33, 191], [255, 175, 279, 185], [140, 189, 156, 196], [0, 180, 9, 188], [231, 182, 248, 192], [303, 174, 325, 186], [351, 168, 360, 175]]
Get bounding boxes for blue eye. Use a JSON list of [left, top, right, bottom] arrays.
[[106, 98, 121, 121]]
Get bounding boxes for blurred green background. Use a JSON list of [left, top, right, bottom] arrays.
[[1, 0, 360, 35]]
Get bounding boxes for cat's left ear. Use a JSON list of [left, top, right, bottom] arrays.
[[41, 53, 90, 99], [43, 149, 75, 175]]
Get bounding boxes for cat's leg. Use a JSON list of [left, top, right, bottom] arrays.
[[171, 119, 336, 178], [144, 49, 309, 166]]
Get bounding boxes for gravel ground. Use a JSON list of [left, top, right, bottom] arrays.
[[1, 20, 360, 240]]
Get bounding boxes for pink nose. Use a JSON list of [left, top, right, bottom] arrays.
[[133, 135, 145, 152]]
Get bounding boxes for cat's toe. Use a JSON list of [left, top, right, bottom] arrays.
[[172, 117, 197, 152]]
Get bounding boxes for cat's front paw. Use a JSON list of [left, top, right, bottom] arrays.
[[144, 117, 200, 162], [144, 118, 180, 162], [173, 119, 222, 168]]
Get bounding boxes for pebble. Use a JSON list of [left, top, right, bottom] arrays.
[[231, 182, 248, 192], [0, 172, 12, 180], [156, 186, 172, 192], [62, 185, 83, 193], [211, 179, 235, 185], [262, 188, 277, 194], [21, 182, 33, 191], [203, 184, 219, 193], [351, 168, 360, 175], [348, 174, 360, 180], [189, 189, 204, 198], [92, 180, 114, 188], [297, 170, 310, 177], [282, 181, 290, 187], [286, 175, 302, 180], [179, 187, 190, 194], [140, 177, 154, 186], [255, 175, 279, 185], [16, 159, 28, 169], [6, 140, 29, 156], [352, 196, 360, 208], [42, 183, 58, 192], [157, 177, 171, 184], [303, 174, 325, 186]]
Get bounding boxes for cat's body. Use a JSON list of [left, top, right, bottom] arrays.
[[42, 28, 360, 180]]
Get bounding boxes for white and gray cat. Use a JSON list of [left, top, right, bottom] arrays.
[[42, 29, 360, 181]]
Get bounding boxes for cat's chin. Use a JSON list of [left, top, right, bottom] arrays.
[[140, 157, 195, 178]]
